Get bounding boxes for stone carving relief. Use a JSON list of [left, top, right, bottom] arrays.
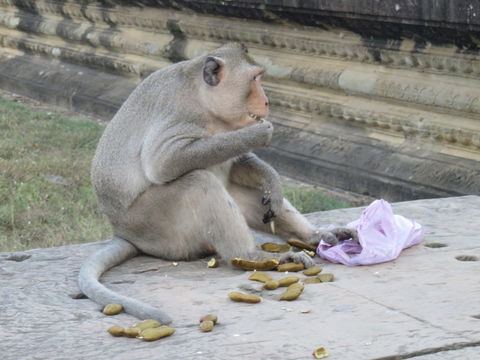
[[0, 0, 478, 198]]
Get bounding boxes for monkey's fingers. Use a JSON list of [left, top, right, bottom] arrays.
[[261, 196, 271, 206], [262, 209, 276, 224], [320, 231, 338, 245], [331, 227, 359, 243], [262, 190, 272, 206], [321, 227, 360, 245]]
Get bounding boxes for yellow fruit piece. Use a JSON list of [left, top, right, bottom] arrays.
[[280, 283, 304, 301], [287, 238, 317, 251], [248, 272, 273, 283], [303, 277, 322, 284], [140, 326, 175, 341], [200, 314, 218, 324], [278, 276, 300, 287], [102, 303, 123, 315], [231, 258, 279, 271], [263, 280, 280, 290], [313, 347, 330, 359], [134, 319, 162, 331], [260, 242, 291, 253], [200, 320, 215, 332], [303, 266, 323, 276], [228, 291, 261, 303], [318, 274, 334, 282], [107, 325, 125, 337], [277, 262, 305, 272], [207, 258, 219, 268], [124, 327, 140, 338], [303, 250, 316, 257]]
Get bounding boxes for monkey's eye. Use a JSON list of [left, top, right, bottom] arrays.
[[253, 71, 264, 81]]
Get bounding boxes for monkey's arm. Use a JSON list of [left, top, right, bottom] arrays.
[[141, 120, 273, 184], [230, 153, 283, 223]]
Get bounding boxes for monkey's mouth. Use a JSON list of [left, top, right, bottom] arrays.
[[248, 113, 266, 121]]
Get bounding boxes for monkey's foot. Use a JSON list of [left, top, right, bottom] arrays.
[[307, 227, 359, 246], [279, 251, 316, 268]]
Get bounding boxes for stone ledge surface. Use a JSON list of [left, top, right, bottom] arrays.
[[1, 196, 479, 359]]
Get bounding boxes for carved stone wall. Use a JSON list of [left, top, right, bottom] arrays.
[[0, 0, 479, 200]]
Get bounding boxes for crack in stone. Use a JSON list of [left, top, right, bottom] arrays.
[[331, 283, 451, 334], [68, 292, 87, 299], [131, 267, 160, 274], [110, 279, 135, 284], [331, 284, 480, 358], [5, 253, 31, 262], [371, 340, 480, 359]]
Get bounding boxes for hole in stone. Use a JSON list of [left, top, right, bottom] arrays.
[[111, 280, 135, 284], [424, 242, 448, 248], [455, 255, 479, 262], [6, 253, 31, 262], [471, 314, 480, 319], [68, 292, 87, 299]]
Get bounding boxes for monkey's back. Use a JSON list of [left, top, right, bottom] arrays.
[[91, 62, 196, 215]]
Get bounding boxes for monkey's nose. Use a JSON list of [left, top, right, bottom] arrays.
[[265, 101, 269, 107]]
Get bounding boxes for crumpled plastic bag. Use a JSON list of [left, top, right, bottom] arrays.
[[316, 199, 424, 266]]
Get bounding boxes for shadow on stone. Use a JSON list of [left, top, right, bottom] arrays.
[[68, 292, 87, 299], [424, 242, 448, 248], [5, 253, 31, 262], [455, 255, 479, 262]]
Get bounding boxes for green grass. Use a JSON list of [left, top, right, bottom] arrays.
[[0, 95, 349, 252], [283, 184, 350, 213], [0, 97, 111, 252]]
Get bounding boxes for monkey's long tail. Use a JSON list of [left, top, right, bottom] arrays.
[[78, 236, 173, 324]]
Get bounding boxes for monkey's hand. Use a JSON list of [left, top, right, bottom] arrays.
[[307, 227, 359, 246], [249, 119, 273, 148], [261, 177, 283, 224], [231, 151, 282, 225]]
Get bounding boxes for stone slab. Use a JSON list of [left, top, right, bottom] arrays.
[[0, 196, 479, 359], [414, 347, 480, 360]]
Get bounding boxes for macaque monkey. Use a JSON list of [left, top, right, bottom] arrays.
[[79, 43, 356, 324]]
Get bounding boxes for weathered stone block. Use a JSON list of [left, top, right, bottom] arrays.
[[0, 0, 479, 200]]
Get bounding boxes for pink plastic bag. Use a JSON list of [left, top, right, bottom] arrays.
[[316, 199, 424, 266]]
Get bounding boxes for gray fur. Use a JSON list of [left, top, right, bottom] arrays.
[[78, 237, 172, 324], [79, 43, 355, 323]]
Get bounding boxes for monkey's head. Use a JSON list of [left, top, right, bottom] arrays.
[[199, 43, 269, 130]]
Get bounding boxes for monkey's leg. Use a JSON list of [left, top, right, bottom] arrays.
[[225, 184, 314, 266], [272, 198, 359, 247], [228, 184, 314, 238], [80, 171, 264, 325], [124, 170, 271, 263], [228, 183, 357, 246], [124, 170, 314, 267]]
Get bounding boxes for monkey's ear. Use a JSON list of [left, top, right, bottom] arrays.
[[203, 56, 224, 86]]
